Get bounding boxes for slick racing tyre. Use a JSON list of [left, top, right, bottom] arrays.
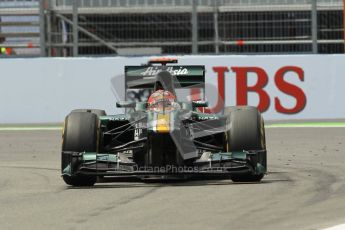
[[224, 106, 266, 182], [61, 112, 100, 186]]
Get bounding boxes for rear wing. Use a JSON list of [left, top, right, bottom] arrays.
[[125, 65, 205, 89]]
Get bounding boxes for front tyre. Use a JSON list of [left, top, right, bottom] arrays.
[[61, 112, 99, 186], [224, 106, 267, 182]]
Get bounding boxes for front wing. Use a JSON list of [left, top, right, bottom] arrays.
[[62, 150, 266, 179]]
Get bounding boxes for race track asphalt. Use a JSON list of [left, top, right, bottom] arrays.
[[0, 127, 345, 230]]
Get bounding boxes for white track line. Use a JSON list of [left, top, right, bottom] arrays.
[[323, 223, 345, 230]]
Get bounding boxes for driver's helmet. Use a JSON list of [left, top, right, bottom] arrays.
[[147, 90, 179, 111]]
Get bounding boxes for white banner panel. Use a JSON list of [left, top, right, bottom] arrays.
[[0, 55, 344, 123]]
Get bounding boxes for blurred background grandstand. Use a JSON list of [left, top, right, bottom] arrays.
[[0, 0, 344, 57]]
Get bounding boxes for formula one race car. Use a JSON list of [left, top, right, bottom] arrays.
[[61, 58, 267, 186]]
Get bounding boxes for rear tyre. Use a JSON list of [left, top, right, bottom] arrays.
[[62, 112, 99, 186], [224, 106, 266, 182]]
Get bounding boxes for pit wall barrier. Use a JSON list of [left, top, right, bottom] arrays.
[[0, 55, 344, 123]]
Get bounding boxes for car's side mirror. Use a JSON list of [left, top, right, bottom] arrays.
[[192, 100, 208, 108], [116, 101, 136, 108]]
